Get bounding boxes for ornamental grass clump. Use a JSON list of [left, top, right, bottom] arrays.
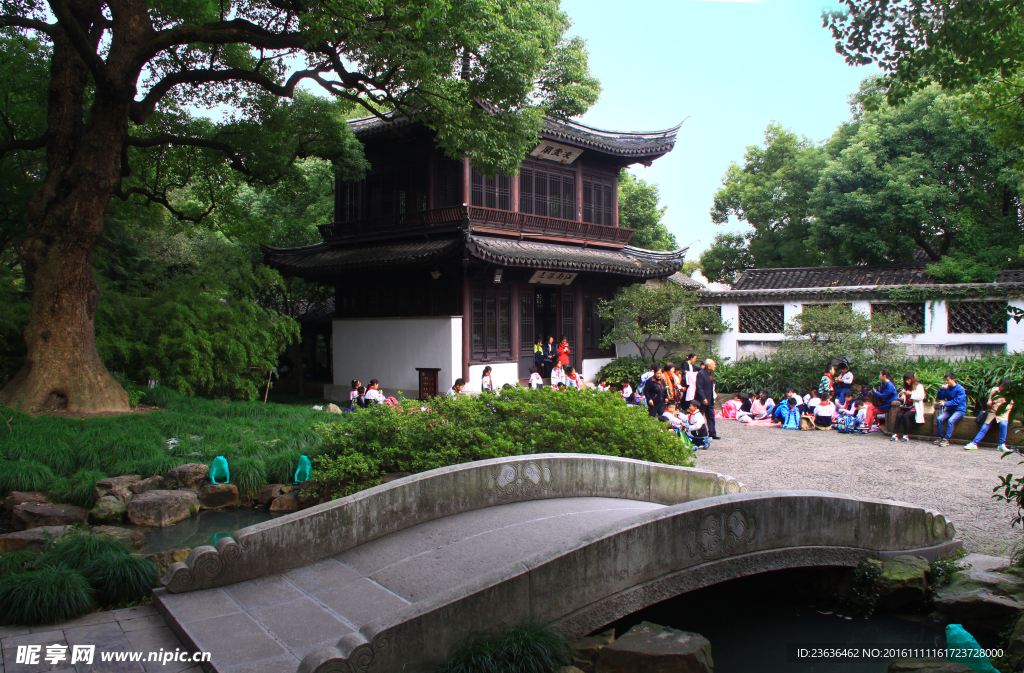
[[433, 623, 571, 673], [38, 530, 135, 570], [0, 565, 97, 626], [0, 459, 55, 492], [81, 552, 159, 605]]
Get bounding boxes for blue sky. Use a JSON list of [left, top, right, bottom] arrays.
[[559, 0, 878, 256]]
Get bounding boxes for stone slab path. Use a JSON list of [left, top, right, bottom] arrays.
[[695, 419, 1023, 557], [0, 605, 200, 673], [157, 496, 662, 673]]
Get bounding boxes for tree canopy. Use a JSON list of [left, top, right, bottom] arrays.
[[0, 0, 600, 412]]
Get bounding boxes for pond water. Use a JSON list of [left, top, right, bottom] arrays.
[[141, 508, 277, 553], [600, 568, 968, 673]]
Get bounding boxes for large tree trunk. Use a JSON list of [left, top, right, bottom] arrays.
[[0, 31, 130, 413]]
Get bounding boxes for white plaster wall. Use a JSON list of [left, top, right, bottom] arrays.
[[582, 358, 613, 384], [715, 304, 740, 363], [467, 362, 519, 393], [331, 317, 462, 399]]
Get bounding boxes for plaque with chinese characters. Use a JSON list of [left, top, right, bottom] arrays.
[[529, 142, 583, 164], [528, 270, 577, 285]]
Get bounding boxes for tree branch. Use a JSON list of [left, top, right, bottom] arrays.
[[0, 135, 47, 160], [139, 19, 310, 67], [47, 0, 115, 95], [116, 184, 217, 223], [0, 14, 58, 38], [127, 133, 252, 175]]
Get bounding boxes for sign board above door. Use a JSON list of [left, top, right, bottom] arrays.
[[529, 142, 583, 165], [529, 270, 577, 285]]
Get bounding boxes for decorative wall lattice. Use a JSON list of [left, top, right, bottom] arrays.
[[738, 305, 784, 334], [871, 303, 926, 333], [948, 302, 1008, 334]]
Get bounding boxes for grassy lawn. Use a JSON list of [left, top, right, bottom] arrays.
[[0, 387, 345, 507]]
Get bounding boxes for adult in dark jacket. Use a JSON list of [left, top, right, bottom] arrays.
[[541, 336, 557, 378], [644, 367, 667, 418], [695, 359, 719, 439]]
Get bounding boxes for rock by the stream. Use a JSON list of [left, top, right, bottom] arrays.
[[326, 403, 342, 414], [595, 622, 713, 673], [4, 491, 48, 512], [12, 502, 88, 530], [90, 495, 128, 524], [163, 463, 209, 491], [269, 491, 299, 512], [91, 525, 147, 551], [258, 484, 292, 507], [875, 555, 931, 609], [147, 547, 192, 577], [0, 525, 72, 552], [930, 563, 1024, 634], [1001, 612, 1024, 671], [887, 658, 974, 672], [93, 475, 141, 504], [127, 489, 200, 527], [570, 629, 615, 672], [198, 483, 239, 510], [130, 475, 166, 495]]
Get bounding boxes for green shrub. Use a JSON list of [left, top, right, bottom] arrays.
[[597, 355, 667, 388], [311, 450, 383, 499], [0, 550, 39, 576], [0, 565, 96, 626], [433, 623, 571, 673], [266, 449, 303, 485], [231, 456, 267, 498], [928, 549, 969, 587], [311, 387, 692, 501], [39, 531, 134, 570], [0, 459, 55, 492], [81, 552, 159, 605], [140, 385, 182, 408]]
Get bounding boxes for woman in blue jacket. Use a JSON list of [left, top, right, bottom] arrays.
[[933, 372, 967, 447]]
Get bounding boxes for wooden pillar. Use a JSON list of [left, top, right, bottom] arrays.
[[511, 281, 520, 360], [462, 272, 472, 383], [463, 156, 471, 206], [612, 168, 620, 228], [574, 281, 584, 373], [575, 158, 584, 222]]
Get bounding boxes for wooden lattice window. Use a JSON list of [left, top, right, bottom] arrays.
[[948, 301, 1008, 334], [583, 174, 615, 226], [470, 165, 512, 210], [519, 292, 534, 354], [871, 303, 925, 333], [738, 305, 784, 334], [520, 163, 576, 220], [472, 289, 512, 360]]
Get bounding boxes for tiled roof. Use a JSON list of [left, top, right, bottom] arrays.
[[261, 239, 461, 275], [346, 114, 679, 158], [667, 272, 703, 288], [701, 263, 1024, 301], [467, 237, 687, 277]]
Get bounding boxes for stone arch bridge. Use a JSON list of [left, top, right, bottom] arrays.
[[153, 454, 960, 673]]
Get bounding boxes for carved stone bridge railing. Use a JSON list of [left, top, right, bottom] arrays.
[[161, 454, 746, 593], [296, 490, 958, 673]]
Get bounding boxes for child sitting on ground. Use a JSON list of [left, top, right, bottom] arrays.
[[814, 392, 836, 429], [597, 378, 611, 392], [684, 400, 710, 449], [564, 366, 584, 390], [804, 389, 821, 415], [349, 379, 361, 409], [529, 367, 543, 390], [550, 361, 565, 388], [557, 382, 567, 391], [661, 401, 684, 431], [781, 397, 801, 430]]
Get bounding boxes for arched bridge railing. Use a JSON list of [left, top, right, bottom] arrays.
[[295, 490, 959, 673], [161, 454, 747, 593]]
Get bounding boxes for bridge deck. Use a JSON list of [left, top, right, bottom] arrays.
[[157, 497, 663, 673]]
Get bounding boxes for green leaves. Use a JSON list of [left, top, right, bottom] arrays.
[[619, 170, 678, 252]]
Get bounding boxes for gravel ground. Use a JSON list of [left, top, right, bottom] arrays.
[[693, 419, 1024, 557]]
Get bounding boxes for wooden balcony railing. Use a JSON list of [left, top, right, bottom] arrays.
[[319, 206, 635, 245]]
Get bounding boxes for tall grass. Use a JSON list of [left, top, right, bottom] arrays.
[[81, 552, 159, 605], [433, 624, 571, 673], [0, 386, 343, 505], [0, 565, 97, 625]]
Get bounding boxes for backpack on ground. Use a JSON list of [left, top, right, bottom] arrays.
[[799, 416, 815, 431], [836, 415, 858, 434]]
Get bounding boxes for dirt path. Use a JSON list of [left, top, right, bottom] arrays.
[[693, 419, 1023, 557]]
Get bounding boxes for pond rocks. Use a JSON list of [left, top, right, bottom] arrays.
[[570, 629, 615, 672], [12, 502, 88, 530], [0, 525, 72, 552], [163, 463, 209, 491], [94, 475, 141, 504], [258, 484, 292, 507], [326, 403, 342, 414], [130, 475, 166, 495], [127, 489, 200, 527], [269, 491, 299, 512], [90, 495, 128, 524], [594, 622, 713, 673], [930, 564, 1024, 634], [4, 491, 48, 512], [146, 547, 192, 576], [876, 555, 930, 609], [198, 483, 239, 510], [91, 525, 147, 551], [887, 658, 974, 672]]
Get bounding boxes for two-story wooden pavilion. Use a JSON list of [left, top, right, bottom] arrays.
[[262, 114, 687, 400]]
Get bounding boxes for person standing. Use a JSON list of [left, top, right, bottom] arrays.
[[965, 377, 1013, 451], [933, 372, 967, 447], [542, 336, 557, 378], [480, 366, 494, 392], [818, 365, 835, 398], [557, 336, 571, 368], [695, 359, 719, 439], [644, 366, 667, 418], [835, 363, 854, 406], [682, 353, 699, 403]]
